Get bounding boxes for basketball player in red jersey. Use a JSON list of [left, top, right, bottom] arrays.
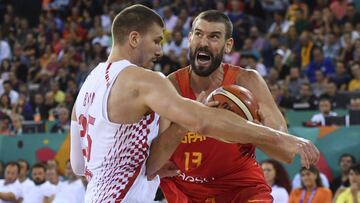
[[70, 5, 318, 202], [146, 10, 318, 203]]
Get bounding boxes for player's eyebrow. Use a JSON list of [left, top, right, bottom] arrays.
[[194, 28, 222, 36]]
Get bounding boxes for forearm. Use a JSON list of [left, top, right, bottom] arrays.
[[199, 108, 289, 147], [0, 192, 16, 201], [146, 123, 187, 177], [258, 114, 294, 163], [70, 121, 85, 176]]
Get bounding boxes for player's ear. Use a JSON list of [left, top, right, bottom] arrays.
[[224, 37, 234, 54], [188, 31, 192, 41], [129, 31, 140, 48]]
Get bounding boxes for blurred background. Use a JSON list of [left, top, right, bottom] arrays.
[[0, 0, 359, 202]]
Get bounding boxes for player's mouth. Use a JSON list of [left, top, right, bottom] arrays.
[[196, 51, 212, 67]]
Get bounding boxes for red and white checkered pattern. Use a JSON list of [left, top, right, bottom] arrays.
[[75, 61, 160, 203], [91, 113, 155, 202]]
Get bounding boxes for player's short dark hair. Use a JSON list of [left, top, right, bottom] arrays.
[[5, 161, 20, 173], [192, 10, 233, 39], [18, 159, 30, 171], [32, 163, 47, 172], [112, 4, 164, 45], [339, 153, 356, 164], [300, 165, 323, 188]]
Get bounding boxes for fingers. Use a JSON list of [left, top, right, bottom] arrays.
[[299, 143, 310, 169], [159, 169, 181, 179], [298, 140, 320, 169], [206, 100, 219, 107]]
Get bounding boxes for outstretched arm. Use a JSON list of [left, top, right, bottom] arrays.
[[70, 106, 85, 176], [238, 70, 295, 163], [131, 68, 319, 168]]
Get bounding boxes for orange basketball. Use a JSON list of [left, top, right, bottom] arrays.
[[207, 85, 260, 121]]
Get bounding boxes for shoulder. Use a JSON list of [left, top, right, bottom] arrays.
[[235, 67, 262, 84], [167, 66, 189, 92], [114, 66, 165, 89]]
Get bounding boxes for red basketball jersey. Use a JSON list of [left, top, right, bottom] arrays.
[[160, 64, 271, 203]]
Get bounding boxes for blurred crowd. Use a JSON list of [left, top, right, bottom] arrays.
[[0, 159, 86, 203], [0, 1, 360, 202], [0, 154, 359, 203], [1, 0, 360, 134]]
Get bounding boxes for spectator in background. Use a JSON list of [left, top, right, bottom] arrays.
[[50, 81, 65, 105], [348, 62, 360, 91], [268, 11, 290, 34], [311, 95, 338, 126], [249, 26, 266, 51], [262, 33, 281, 68], [323, 32, 341, 62], [272, 49, 290, 80], [0, 32, 11, 64], [330, 60, 351, 91], [31, 93, 48, 121], [333, 163, 360, 203], [261, 159, 291, 203], [0, 162, 21, 203], [52, 160, 85, 203], [329, 0, 348, 21], [330, 153, 357, 194], [13, 95, 33, 121], [163, 30, 188, 59], [341, 3, 360, 26], [269, 82, 293, 110], [22, 163, 55, 203], [17, 159, 34, 202], [298, 31, 314, 69], [163, 6, 178, 32], [0, 94, 12, 115], [311, 70, 328, 97], [340, 22, 360, 48], [289, 165, 332, 203], [46, 165, 62, 194], [50, 107, 69, 133], [0, 59, 11, 82], [10, 114, 23, 135], [287, 0, 309, 23], [293, 8, 310, 34], [350, 97, 360, 110], [292, 82, 318, 110], [324, 81, 347, 109], [0, 112, 12, 136], [2, 81, 19, 106], [285, 66, 307, 97], [245, 52, 267, 76], [306, 46, 336, 83]]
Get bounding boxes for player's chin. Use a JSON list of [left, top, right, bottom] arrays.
[[143, 61, 154, 69]]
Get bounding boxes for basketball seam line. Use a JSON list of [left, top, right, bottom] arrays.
[[215, 90, 254, 121]]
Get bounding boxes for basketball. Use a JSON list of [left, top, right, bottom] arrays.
[[206, 85, 260, 122]]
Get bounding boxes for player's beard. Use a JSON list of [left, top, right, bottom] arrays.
[[189, 46, 224, 77], [33, 178, 46, 185]]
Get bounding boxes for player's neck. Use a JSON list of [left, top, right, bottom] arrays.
[[107, 45, 134, 64], [305, 184, 316, 191], [190, 64, 224, 95]]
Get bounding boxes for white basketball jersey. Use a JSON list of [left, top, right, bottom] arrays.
[[74, 60, 160, 203]]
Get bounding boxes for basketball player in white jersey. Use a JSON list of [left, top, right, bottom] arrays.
[[70, 4, 319, 202]]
